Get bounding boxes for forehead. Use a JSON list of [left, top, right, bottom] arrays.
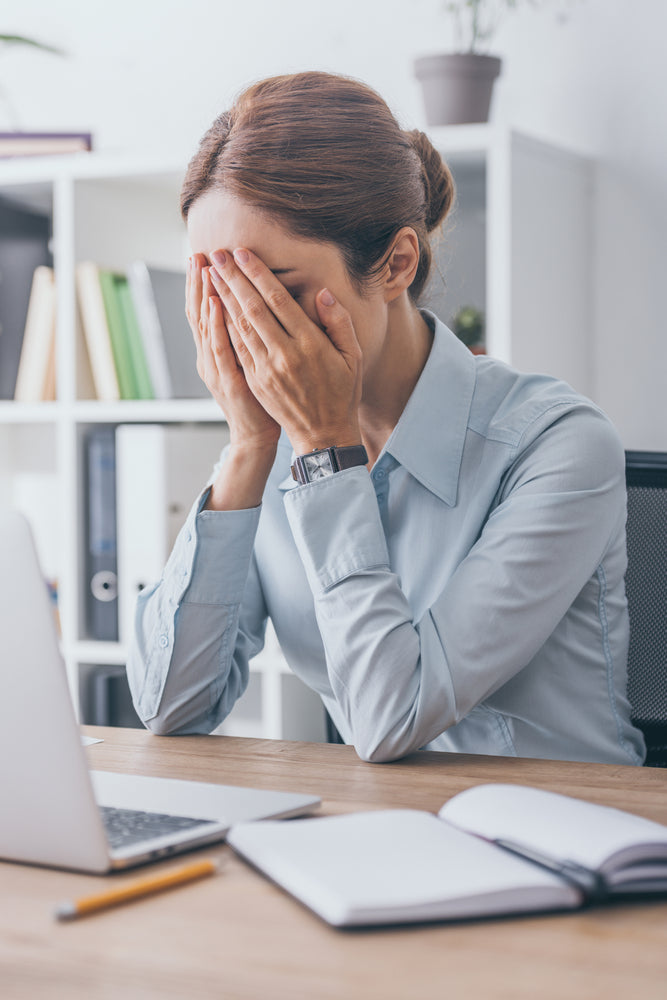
[[187, 189, 321, 267]]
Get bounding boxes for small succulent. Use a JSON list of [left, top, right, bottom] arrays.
[[453, 305, 485, 348]]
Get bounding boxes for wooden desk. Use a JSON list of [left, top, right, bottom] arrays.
[[3, 728, 667, 1000]]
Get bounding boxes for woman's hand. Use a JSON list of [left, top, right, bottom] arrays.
[[186, 253, 281, 453], [208, 248, 363, 455]]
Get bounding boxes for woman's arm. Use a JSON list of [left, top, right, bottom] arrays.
[[283, 404, 627, 762], [126, 255, 281, 732], [125, 470, 270, 735]]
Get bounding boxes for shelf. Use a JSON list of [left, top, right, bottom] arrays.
[[71, 398, 225, 424], [0, 399, 226, 426], [0, 401, 62, 424], [0, 150, 187, 185], [1, 137, 593, 743]]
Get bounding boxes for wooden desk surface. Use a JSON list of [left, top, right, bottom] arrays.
[[3, 727, 667, 1000]]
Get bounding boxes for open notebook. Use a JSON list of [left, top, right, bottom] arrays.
[[227, 783, 667, 927]]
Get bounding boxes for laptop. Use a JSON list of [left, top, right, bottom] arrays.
[[0, 509, 320, 873]]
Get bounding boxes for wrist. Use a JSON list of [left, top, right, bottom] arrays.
[[290, 425, 362, 456], [205, 441, 277, 511]]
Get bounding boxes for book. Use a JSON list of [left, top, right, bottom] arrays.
[[0, 131, 92, 159], [75, 261, 120, 401], [115, 423, 229, 644], [227, 783, 667, 927], [127, 261, 208, 399], [14, 265, 57, 402], [0, 196, 52, 399], [98, 270, 139, 400], [116, 278, 153, 399], [84, 427, 118, 642]]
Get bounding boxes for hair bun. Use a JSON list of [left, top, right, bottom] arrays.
[[408, 129, 455, 232]]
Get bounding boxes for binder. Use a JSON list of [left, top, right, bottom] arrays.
[[84, 427, 118, 641], [115, 423, 228, 644]]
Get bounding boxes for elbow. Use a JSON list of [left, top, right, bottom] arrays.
[[352, 734, 410, 764], [141, 712, 178, 737]]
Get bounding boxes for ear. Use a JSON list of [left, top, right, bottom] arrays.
[[381, 228, 421, 303]]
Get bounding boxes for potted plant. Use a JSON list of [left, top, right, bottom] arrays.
[[452, 305, 486, 354], [414, 0, 536, 126]]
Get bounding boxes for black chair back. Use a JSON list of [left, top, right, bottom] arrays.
[[625, 451, 667, 766]]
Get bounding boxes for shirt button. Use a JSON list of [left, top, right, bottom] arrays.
[[374, 468, 386, 480], [159, 634, 169, 649], [377, 493, 386, 503], [186, 531, 192, 543]]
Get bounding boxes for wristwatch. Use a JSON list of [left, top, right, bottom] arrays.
[[291, 444, 369, 485]]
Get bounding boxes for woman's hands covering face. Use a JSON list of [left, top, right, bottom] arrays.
[[204, 248, 363, 455], [186, 252, 281, 452]]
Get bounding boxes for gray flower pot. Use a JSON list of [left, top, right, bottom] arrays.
[[414, 53, 502, 126]]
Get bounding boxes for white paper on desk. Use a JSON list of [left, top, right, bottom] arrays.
[[439, 784, 667, 874], [227, 809, 578, 927], [81, 735, 103, 746]]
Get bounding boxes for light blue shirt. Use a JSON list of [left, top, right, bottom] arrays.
[[126, 314, 645, 765]]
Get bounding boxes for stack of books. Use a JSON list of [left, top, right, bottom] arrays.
[[76, 261, 208, 401]]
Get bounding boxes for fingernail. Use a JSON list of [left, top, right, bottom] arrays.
[[234, 248, 250, 265], [320, 288, 335, 306], [211, 250, 227, 268], [210, 266, 221, 284]]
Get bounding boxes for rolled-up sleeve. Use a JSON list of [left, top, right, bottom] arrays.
[[126, 491, 263, 735]]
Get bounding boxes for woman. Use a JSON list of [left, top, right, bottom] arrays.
[[127, 71, 645, 765]]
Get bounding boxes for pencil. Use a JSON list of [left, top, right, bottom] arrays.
[[54, 858, 218, 921]]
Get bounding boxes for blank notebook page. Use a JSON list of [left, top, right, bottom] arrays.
[[228, 809, 580, 926]]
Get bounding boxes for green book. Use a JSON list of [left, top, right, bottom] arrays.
[[117, 277, 154, 400], [98, 270, 138, 400]]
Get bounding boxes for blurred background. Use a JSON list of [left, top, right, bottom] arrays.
[[1, 0, 665, 444]]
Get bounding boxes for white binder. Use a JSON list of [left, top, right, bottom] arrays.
[[115, 423, 228, 645]]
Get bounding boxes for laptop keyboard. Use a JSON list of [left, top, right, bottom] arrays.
[[100, 805, 218, 850]]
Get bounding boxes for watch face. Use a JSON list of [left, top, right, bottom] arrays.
[[303, 451, 335, 480]]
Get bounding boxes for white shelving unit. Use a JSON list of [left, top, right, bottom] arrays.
[[0, 127, 592, 742], [422, 125, 593, 396]]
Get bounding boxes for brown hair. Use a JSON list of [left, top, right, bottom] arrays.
[[181, 71, 454, 301]]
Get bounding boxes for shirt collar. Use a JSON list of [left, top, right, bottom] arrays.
[[278, 311, 476, 505], [382, 311, 476, 506]]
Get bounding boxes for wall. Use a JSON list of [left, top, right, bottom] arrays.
[[2, 0, 665, 447]]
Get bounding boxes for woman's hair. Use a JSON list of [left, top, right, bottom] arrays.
[[181, 71, 455, 301]]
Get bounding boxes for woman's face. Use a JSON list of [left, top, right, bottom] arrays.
[[187, 189, 389, 376]]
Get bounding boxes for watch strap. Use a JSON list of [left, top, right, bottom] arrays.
[[330, 444, 369, 471]]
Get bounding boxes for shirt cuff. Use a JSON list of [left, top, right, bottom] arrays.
[[183, 499, 261, 606], [284, 467, 390, 594]]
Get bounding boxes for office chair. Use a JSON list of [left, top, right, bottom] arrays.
[[625, 451, 667, 767]]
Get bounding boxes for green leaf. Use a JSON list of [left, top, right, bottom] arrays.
[[0, 34, 66, 57]]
